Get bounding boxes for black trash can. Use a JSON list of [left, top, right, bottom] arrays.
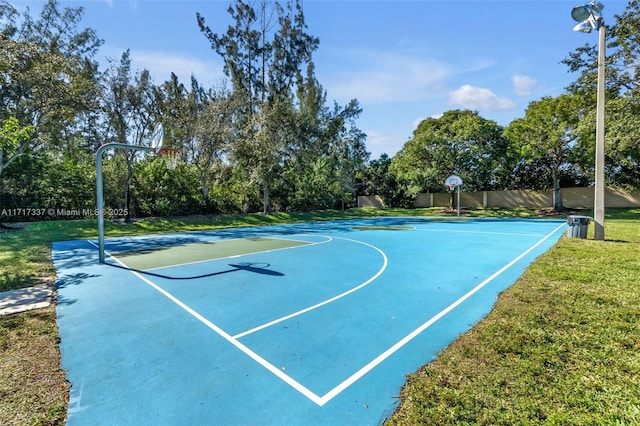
[[567, 215, 591, 238]]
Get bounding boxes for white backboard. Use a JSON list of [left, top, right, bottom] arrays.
[[445, 175, 463, 188]]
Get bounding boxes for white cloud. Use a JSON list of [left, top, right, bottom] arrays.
[[511, 74, 538, 96], [448, 84, 515, 111], [462, 57, 496, 73], [104, 0, 136, 9], [129, 50, 224, 86], [411, 114, 443, 130], [365, 130, 406, 158], [324, 49, 452, 104]]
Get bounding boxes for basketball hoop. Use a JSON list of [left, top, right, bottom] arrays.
[[158, 147, 180, 170], [445, 174, 464, 219], [445, 175, 463, 192]]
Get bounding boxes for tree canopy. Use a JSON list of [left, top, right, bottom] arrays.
[[504, 95, 588, 211], [390, 110, 508, 197]]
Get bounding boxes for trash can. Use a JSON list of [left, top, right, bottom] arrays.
[[567, 215, 591, 238]]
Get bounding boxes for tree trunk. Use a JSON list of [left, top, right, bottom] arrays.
[[125, 162, 134, 223], [200, 168, 210, 215], [551, 169, 564, 212], [263, 184, 270, 215]]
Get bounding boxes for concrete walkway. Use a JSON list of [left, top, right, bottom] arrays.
[[0, 286, 52, 316]]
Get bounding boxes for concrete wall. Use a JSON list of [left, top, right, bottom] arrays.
[[394, 187, 640, 209], [561, 187, 640, 208], [357, 195, 386, 208], [487, 190, 553, 209]]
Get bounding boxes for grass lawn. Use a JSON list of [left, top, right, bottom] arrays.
[[1, 208, 638, 425]]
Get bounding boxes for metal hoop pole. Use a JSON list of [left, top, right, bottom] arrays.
[[96, 143, 155, 263]]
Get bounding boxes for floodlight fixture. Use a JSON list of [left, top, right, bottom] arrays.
[[573, 17, 597, 33], [590, 1, 604, 14], [571, 6, 591, 22], [572, 1, 604, 30]]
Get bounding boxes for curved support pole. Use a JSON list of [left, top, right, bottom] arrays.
[[96, 143, 155, 263]]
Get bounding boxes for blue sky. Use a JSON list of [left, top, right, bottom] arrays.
[[13, 0, 630, 158]]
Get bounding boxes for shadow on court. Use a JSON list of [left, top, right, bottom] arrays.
[[105, 261, 285, 280]]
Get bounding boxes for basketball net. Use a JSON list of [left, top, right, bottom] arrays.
[[448, 183, 457, 192], [158, 147, 179, 170]]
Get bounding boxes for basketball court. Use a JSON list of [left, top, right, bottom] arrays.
[[54, 217, 565, 425]]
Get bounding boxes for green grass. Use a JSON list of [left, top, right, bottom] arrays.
[[0, 307, 67, 426], [0, 207, 638, 425]]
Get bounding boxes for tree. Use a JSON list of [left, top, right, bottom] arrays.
[[391, 110, 508, 206], [199, 1, 279, 213], [504, 95, 587, 211], [358, 154, 404, 207], [155, 74, 208, 212], [575, 89, 640, 188], [563, 1, 640, 190], [193, 85, 246, 213], [0, 117, 33, 217], [198, 0, 355, 214], [268, 0, 318, 101], [0, 0, 101, 206], [198, 0, 272, 105], [326, 100, 369, 209], [101, 50, 157, 221], [0, 117, 34, 179], [133, 159, 202, 217]]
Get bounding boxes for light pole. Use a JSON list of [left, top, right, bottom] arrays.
[[571, 1, 606, 240]]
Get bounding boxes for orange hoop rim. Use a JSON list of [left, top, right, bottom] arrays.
[[157, 147, 179, 170], [158, 147, 180, 157]]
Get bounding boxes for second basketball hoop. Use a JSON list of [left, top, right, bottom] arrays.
[[445, 175, 463, 190], [445, 175, 463, 218]]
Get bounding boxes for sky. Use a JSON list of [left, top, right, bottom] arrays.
[[11, 0, 630, 159]]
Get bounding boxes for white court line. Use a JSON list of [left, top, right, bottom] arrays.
[[85, 221, 564, 407], [314, 221, 566, 405], [92, 242, 326, 406], [233, 236, 388, 339]]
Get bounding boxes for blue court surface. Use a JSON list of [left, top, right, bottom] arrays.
[[53, 217, 566, 425]]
